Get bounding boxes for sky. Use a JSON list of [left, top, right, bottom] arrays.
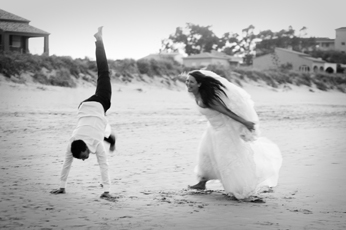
[[2, 0, 345, 60]]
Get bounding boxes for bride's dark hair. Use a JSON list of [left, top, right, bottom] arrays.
[[188, 70, 227, 108]]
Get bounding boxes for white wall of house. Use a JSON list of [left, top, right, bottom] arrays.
[[172, 55, 183, 64], [335, 28, 346, 52], [211, 58, 229, 66], [275, 49, 313, 72], [183, 58, 207, 67], [315, 41, 335, 50], [252, 54, 274, 69], [312, 62, 325, 72], [253, 48, 313, 72], [183, 57, 229, 68], [324, 63, 337, 73]]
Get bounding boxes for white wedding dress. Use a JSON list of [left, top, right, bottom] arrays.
[[193, 70, 282, 199]]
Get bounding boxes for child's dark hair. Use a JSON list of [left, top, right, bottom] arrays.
[[71, 140, 87, 159]]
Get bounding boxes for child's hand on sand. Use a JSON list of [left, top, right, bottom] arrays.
[[50, 188, 66, 194], [100, 192, 117, 202]]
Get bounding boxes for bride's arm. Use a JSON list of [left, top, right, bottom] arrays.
[[209, 100, 255, 131]]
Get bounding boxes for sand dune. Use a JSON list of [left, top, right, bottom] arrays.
[[0, 79, 346, 229]]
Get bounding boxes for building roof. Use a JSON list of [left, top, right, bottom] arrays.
[[183, 52, 229, 60], [335, 27, 346, 30], [0, 9, 29, 22], [183, 51, 243, 63], [210, 50, 231, 58], [303, 56, 325, 63], [277, 48, 326, 63], [275, 47, 310, 57], [0, 9, 49, 35], [315, 37, 334, 43], [0, 21, 49, 35], [255, 47, 326, 63], [141, 52, 181, 59]]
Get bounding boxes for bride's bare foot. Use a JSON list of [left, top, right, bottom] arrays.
[[188, 181, 207, 190], [94, 26, 103, 41]]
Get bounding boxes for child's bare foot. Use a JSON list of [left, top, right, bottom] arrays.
[[188, 181, 207, 190], [94, 26, 103, 41]]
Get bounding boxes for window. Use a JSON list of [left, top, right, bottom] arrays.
[[299, 65, 310, 72], [10, 35, 21, 47]]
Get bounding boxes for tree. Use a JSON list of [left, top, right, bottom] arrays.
[[307, 49, 346, 64], [162, 24, 319, 64], [255, 26, 316, 56], [219, 32, 240, 56], [161, 23, 221, 55], [238, 25, 257, 65]]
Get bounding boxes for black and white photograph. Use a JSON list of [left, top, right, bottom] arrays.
[[1, 0, 346, 229]]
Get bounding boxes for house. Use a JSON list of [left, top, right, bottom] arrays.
[[315, 37, 335, 50], [183, 51, 241, 68], [335, 27, 346, 52], [0, 8, 49, 54], [140, 52, 184, 65], [315, 27, 346, 53], [253, 47, 337, 73]]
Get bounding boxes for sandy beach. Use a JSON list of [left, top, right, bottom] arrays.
[[1, 77, 346, 230]]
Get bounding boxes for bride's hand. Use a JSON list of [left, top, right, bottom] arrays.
[[244, 121, 255, 132]]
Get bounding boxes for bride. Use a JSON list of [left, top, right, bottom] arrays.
[[185, 70, 282, 201]]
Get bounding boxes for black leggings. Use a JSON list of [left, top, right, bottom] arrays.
[[81, 41, 111, 113]]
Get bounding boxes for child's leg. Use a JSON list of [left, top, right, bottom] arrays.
[[81, 27, 112, 112], [94, 37, 111, 112]]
